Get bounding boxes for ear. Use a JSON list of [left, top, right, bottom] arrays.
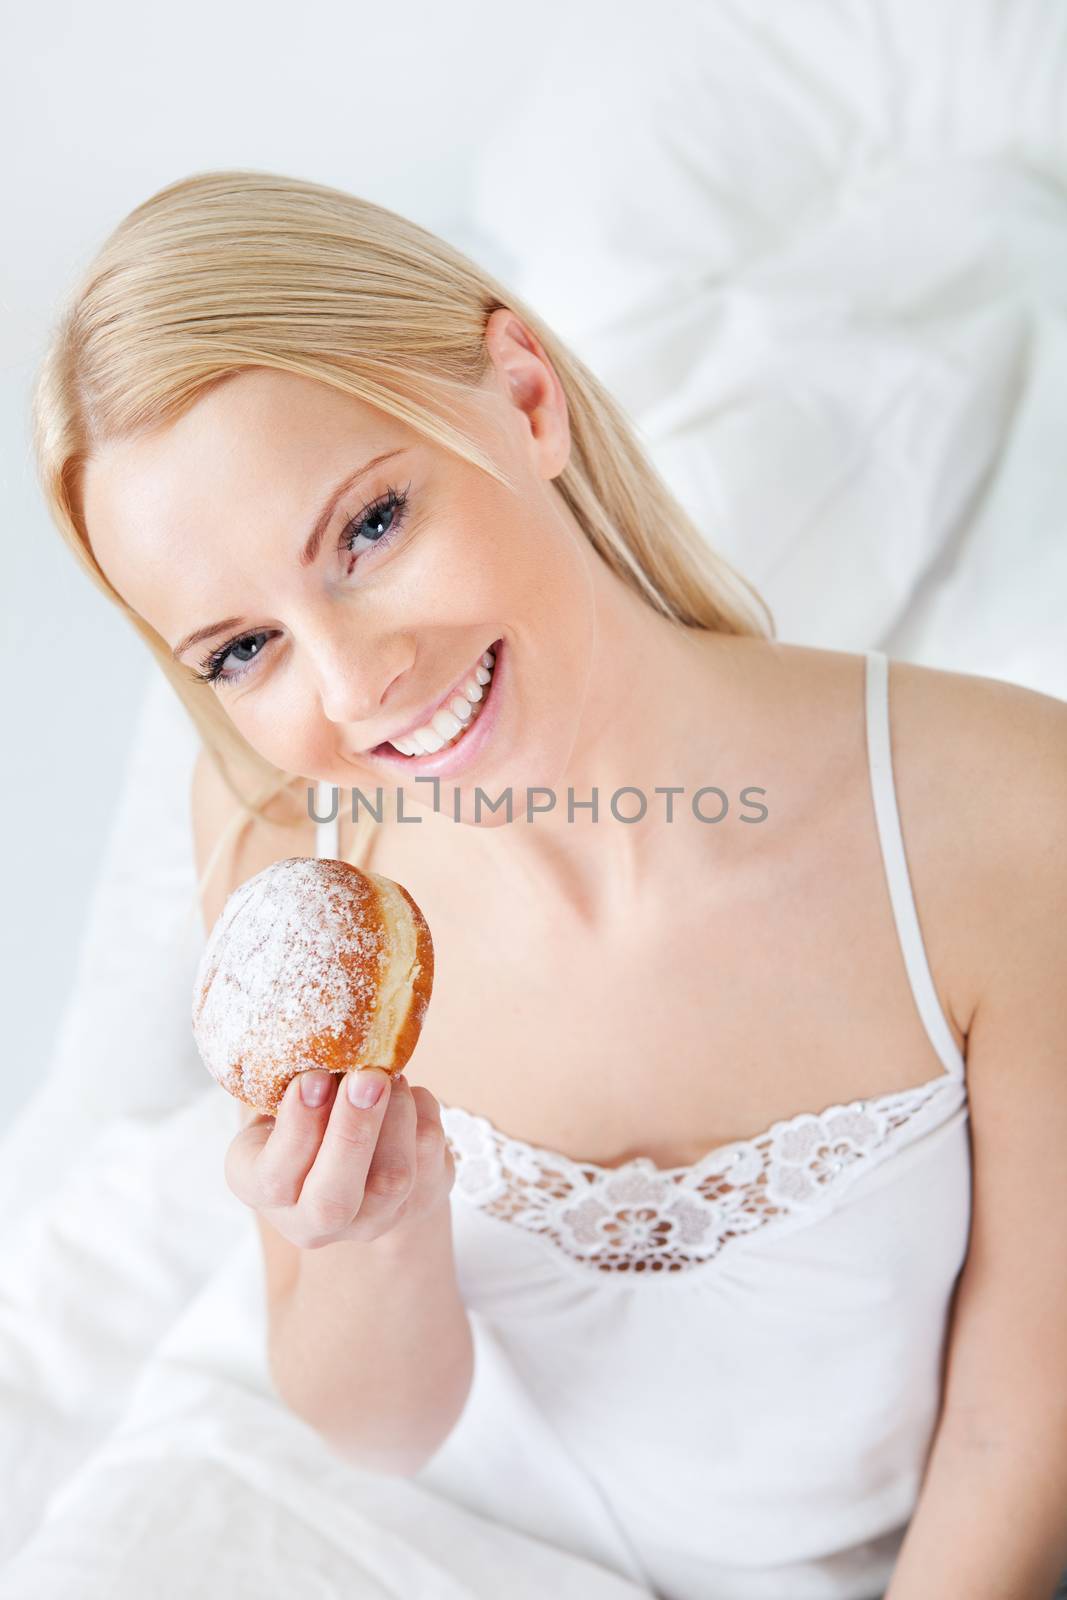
[[483, 306, 571, 479]]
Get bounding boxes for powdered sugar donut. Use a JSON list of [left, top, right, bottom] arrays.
[[192, 856, 434, 1115]]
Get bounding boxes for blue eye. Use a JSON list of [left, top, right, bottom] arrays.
[[339, 482, 411, 562], [192, 481, 412, 689], [195, 630, 274, 686]]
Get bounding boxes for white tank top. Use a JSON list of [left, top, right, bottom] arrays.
[[313, 648, 970, 1600]]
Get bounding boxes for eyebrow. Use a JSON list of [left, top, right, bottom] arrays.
[[171, 447, 409, 661]]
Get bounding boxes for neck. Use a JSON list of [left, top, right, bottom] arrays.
[[449, 568, 781, 929]]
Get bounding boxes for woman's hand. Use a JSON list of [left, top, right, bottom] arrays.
[[225, 1069, 455, 1250]]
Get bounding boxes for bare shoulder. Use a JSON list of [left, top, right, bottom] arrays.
[[887, 652, 1067, 758], [886, 654, 1067, 848], [883, 654, 1067, 1016], [878, 664, 1067, 1446], [189, 746, 316, 938]]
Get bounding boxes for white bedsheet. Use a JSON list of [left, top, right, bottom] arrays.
[[4, 2, 1065, 1593], [0, 1088, 647, 1598]]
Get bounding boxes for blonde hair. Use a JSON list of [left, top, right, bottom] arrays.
[[31, 168, 774, 894]]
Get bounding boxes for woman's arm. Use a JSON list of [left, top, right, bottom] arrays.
[[886, 683, 1067, 1598], [269, 1192, 473, 1476], [191, 750, 474, 1476]]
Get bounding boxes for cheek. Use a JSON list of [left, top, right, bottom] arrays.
[[447, 496, 589, 644], [222, 680, 329, 776], [398, 509, 509, 624]]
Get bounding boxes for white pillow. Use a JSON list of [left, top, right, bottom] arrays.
[[0, 674, 205, 1244], [467, 0, 1067, 692]]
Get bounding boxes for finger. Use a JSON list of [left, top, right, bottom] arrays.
[[407, 1084, 448, 1171], [407, 1083, 443, 1126], [360, 1074, 420, 1217], [297, 1067, 394, 1232], [236, 1099, 264, 1131], [225, 1115, 275, 1204], [251, 1070, 340, 1210]]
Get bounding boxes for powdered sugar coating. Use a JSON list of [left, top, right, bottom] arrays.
[[192, 857, 389, 1113]]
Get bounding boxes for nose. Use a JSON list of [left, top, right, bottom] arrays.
[[308, 622, 411, 730]]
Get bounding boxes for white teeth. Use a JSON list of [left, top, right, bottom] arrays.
[[381, 644, 498, 757], [431, 708, 464, 739]]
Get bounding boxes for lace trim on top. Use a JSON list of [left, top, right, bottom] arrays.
[[440, 1072, 964, 1276]]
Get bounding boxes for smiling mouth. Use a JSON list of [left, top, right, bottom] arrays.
[[369, 641, 501, 758]]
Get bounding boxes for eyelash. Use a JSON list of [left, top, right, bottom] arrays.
[[193, 482, 412, 687]]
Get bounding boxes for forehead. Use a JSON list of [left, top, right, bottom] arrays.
[[83, 368, 403, 563], [80, 368, 413, 627]]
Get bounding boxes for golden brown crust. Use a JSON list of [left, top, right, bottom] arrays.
[[191, 856, 434, 1116]]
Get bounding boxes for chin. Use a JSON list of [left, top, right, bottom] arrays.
[[452, 739, 579, 830]]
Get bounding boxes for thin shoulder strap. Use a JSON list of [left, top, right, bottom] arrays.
[[864, 651, 966, 1080], [314, 780, 341, 860]]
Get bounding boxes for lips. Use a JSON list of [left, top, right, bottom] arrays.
[[351, 634, 505, 779], [368, 639, 502, 756]]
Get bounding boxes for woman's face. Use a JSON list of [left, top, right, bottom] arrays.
[[81, 312, 597, 826]]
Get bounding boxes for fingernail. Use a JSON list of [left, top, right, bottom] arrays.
[[300, 1071, 332, 1108], [348, 1069, 388, 1108]]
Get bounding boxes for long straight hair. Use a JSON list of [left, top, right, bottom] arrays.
[[31, 169, 774, 889]]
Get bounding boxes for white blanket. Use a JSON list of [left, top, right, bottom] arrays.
[[4, 2, 1065, 1593], [0, 1085, 646, 1598]]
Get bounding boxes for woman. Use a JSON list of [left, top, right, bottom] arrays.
[[32, 170, 1067, 1599]]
